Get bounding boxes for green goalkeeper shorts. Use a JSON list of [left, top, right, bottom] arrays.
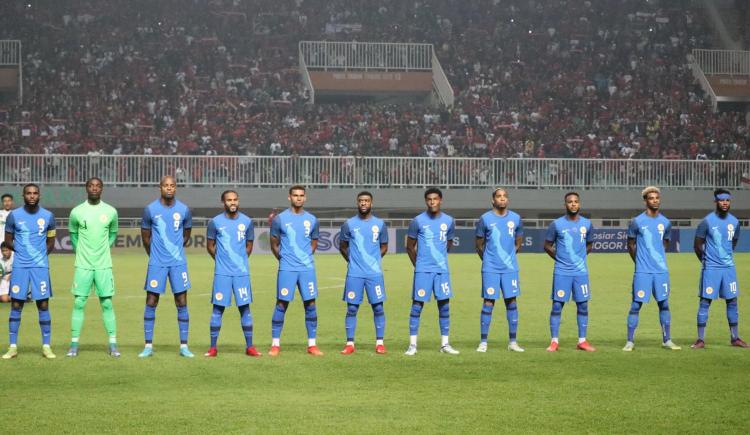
[[71, 268, 116, 297]]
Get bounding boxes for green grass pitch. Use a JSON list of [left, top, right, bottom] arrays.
[[2, 252, 749, 433]]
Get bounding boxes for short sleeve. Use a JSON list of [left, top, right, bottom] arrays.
[[407, 218, 419, 239], [733, 221, 740, 241], [586, 221, 594, 243], [545, 221, 557, 242], [663, 220, 672, 241], [310, 217, 320, 240], [626, 219, 638, 239], [206, 219, 217, 240], [141, 206, 152, 229], [183, 207, 193, 229], [339, 221, 351, 242], [446, 219, 455, 241], [246, 219, 254, 241], [270, 215, 281, 238], [46, 212, 56, 231], [474, 217, 486, 238], [515, 216, 524, 237], [4, 212, 14, 235], [695, 219, 708, 239], [379, 221, 389, 244]]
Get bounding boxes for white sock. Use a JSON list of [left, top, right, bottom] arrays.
[[71, 337, 79, 344], [578, 337, 586, 344], [180, 343, 188, 349], [144, 343, 152, 349], [409, 335, 417, 346], [441, 335, 449, 346], [9, 344, 17, 348], [308, 338, 316, 347], [551, 337, 559, 343], [346, 341, 354, 346], [272, 338, 280, 347], [109, 337, 117, 344], [376, 339, 384, 346]]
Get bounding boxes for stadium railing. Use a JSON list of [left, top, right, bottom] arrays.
[[1, 155, 748, 189], [692, 49, 750, 75], [299, 41, 432, 71]]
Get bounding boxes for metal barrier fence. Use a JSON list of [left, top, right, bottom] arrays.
[[692, 49, 750, 76], [0, 40, 21, 65], [0, 155, 748, 189], [299, 41, 432, 71]]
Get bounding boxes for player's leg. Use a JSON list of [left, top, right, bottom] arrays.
[[300, 270, 322, 355], [141, 266, 167, 357], [547, 274, 570, 352], [626, 273, 649, 350], [436, 274, 458, 354], [720, 269, 748, 347], [206, 305, 224, 357], [407, 273, 431, 355], [233, 275, 259, 356], [270, 271, 296, 355], [169, 265, 192, 357], [69, 267, 94, 356], [478, 272, 500, 351], [3, 297, 24, 359], [99, 297, 119, 357], [36, 298, 54, 358], [693, 269, 719, 348], [572, 275, 595, 352], [624, 300, 642, 351], [653, 273, 679, 349], [364, 276, 386, 353], [342, 276, 364, 354], [501, 272, 522, 351]]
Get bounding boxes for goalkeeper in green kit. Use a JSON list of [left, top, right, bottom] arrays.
[[66, 177, 120, 357]]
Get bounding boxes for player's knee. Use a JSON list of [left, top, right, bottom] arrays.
[[726, 298, 738, 306], [551, 301, 564, 314], [630, 300, 643, 313], [74, 296, 88, 310], [410, 301, 423, 314], [656, 300, 669, 311], [304, 299, 316, 308], [372, 302, 384, 315], [576, 301, 588, 315], [146, 292, 160, 307], [275, 300, 288, 311], [483, 299, 495, 307], [699, 298, 712, 308], [437, 299, 449, 308], [99, 297, 113, 310], [174, 293, 187, 307], [36, 299, 49, 311], [505, 298, 517, 310]]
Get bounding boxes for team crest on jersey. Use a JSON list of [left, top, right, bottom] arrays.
[[280, 287, 289, 296], [440, 223, 448, 231], [580, 226, 587, 234], [657, 223, 665, 231], [507, 221, 515, 229], [706, 287, 714, 295], [11, 285, 19, 294], [150, 280, 158, 288], [637, 290, 645, 298], [371, 225, 379, 233], [557, 289, 565, 298], [215, 293, 223, 301], [728, 224, 735, 231], [173, 212, 181, 221], [37, 218, 45, 226], [486, 287, 495, 296], [303, 220, 311, 228], [238, 224, 246, 231], [99, 214, 108, 223], [347, 291, 356, 300], [417, 289, 426, 297]]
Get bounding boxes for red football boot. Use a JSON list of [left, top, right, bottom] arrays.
[[731, 338, 750, 348], [340, 344, 356, 355], [204, 347, 218, 357], [307, 345, 324, 356], [245, 346, 262, 357], [268, 345, 281, 357], [576, 340, 596, 352], [690, 339, 705, 349], [546, 341, 559, 352], [375, 344, 387, 354]]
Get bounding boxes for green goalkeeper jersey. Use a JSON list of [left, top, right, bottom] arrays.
[[68, 200, 118, 269]]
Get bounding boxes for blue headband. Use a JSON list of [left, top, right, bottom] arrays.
[[715, 193, 731, 201]]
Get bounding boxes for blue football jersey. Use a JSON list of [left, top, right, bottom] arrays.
[[545, 215, 593, 276], [207, 212, 254, 276], [475, 209, 523, 273], [340, 214, 388, 278], [141, 199, 192, 267], [4, 207, 56, 268], [270, 209, 319, 271], [407, 211, 455, 273], [627, 212, 670, 274], [696, 212, 740, 269]]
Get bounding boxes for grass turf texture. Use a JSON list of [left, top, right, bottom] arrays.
[[2, 252, 749, 433]]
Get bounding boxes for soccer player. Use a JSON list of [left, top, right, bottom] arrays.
[[138, 176, 194, 358], [2, 184, 56, 359], [691, 189, 749, 349], [475, 188, 524, 353], [0, 193, 13, 235], [204, 190, 261, 357], [66, 178, 120, 357], [544, 192, 596, 352], [268, 185, 322, 356], [338, 191, 388, 355], [0, 242, 13, 303], [405, 187, 459, 356], [623, 187, 680, 351]]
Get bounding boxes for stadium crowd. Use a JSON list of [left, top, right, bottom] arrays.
[[0, 0, 748, 160]]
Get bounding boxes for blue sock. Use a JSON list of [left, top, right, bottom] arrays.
[[143, 304, 156, 344], [210, 305, 224, 348], [372, 302, 385, 341], [238, 304, 253, 347], [177, 305, 189, 345], [38, 308, 51, 346], [727, 298, 739, 340], [576, 302, 589, 339], [698, 298, 711, 341], [550, 301, 563, 339], [9, 306, 23, 346], [345, 303, 359, 342], [271, 303, 287, 339], [480, 302, 494, 342], [409, 301, 423, 336], [505, 299, 518, 341], [438, 300, 450, 336], [304, 303, 318, 340], [627, 300, 642, 342], [657, 299, 671, 342]]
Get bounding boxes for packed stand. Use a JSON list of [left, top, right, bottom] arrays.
[[0, 0, 747, 161]]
